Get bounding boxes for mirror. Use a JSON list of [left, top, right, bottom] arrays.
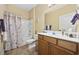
[[59, 12, 77, 32], [44, 5, 78, 32], [45, 11, 77, 32]]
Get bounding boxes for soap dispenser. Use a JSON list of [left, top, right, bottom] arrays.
[[49, 25, 52, 30]]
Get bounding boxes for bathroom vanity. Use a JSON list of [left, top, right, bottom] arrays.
[[38, 32, 79, 55]]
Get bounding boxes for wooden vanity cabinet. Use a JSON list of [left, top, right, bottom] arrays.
[[38, 34, 78, 55], [38, 35, 49, 55]]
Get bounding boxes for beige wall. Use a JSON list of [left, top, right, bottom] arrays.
[[29, 4, 49, 33], [29, 8, 36, 36], [34, 4, 49, 33], [45, 4, 77, 31], [0, 5, 6, 18], [0, 4, 29, 19], [6, 4, 29, 19]]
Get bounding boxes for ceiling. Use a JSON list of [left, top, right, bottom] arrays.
[[15, 4, 37, 11]]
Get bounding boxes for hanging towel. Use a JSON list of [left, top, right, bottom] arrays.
[[71, 14, 79, 25], [0, 19, 5, 32]]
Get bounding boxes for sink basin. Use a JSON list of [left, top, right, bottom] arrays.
[[43, 30, 62, 36], [43, 30, 79, 39]]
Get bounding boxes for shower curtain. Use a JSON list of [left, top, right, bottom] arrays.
[[4, 12, 18, 50], [4, 11, 31, 51]]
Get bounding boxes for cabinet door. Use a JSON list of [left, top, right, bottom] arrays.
[[38, 39, 49, 55], [78, 44, 79, 54], [58, 40, 77, 52], [49, 43, 74, 55], [49, 43, 54, 55]]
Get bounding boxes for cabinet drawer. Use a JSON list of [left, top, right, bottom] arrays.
[[58, 40, 77, 52], [44, 36, 57, 44]]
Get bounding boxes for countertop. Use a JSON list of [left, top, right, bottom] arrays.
[[38, 32, 79, 43]]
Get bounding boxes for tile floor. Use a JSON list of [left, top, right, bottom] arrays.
[[5, 45, 37, 55]]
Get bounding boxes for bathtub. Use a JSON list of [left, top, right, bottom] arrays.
[[26, 34, 38, 49]]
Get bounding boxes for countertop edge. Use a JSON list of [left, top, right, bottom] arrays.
[[38, 33, 79, 43]]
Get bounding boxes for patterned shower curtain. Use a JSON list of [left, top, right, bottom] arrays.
[[4, 12, 22, 50], [4, 12, 18, 50], [3, 11, 31, 51]]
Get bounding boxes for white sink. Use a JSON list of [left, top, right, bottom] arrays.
[[43, 30, 62, 36]]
